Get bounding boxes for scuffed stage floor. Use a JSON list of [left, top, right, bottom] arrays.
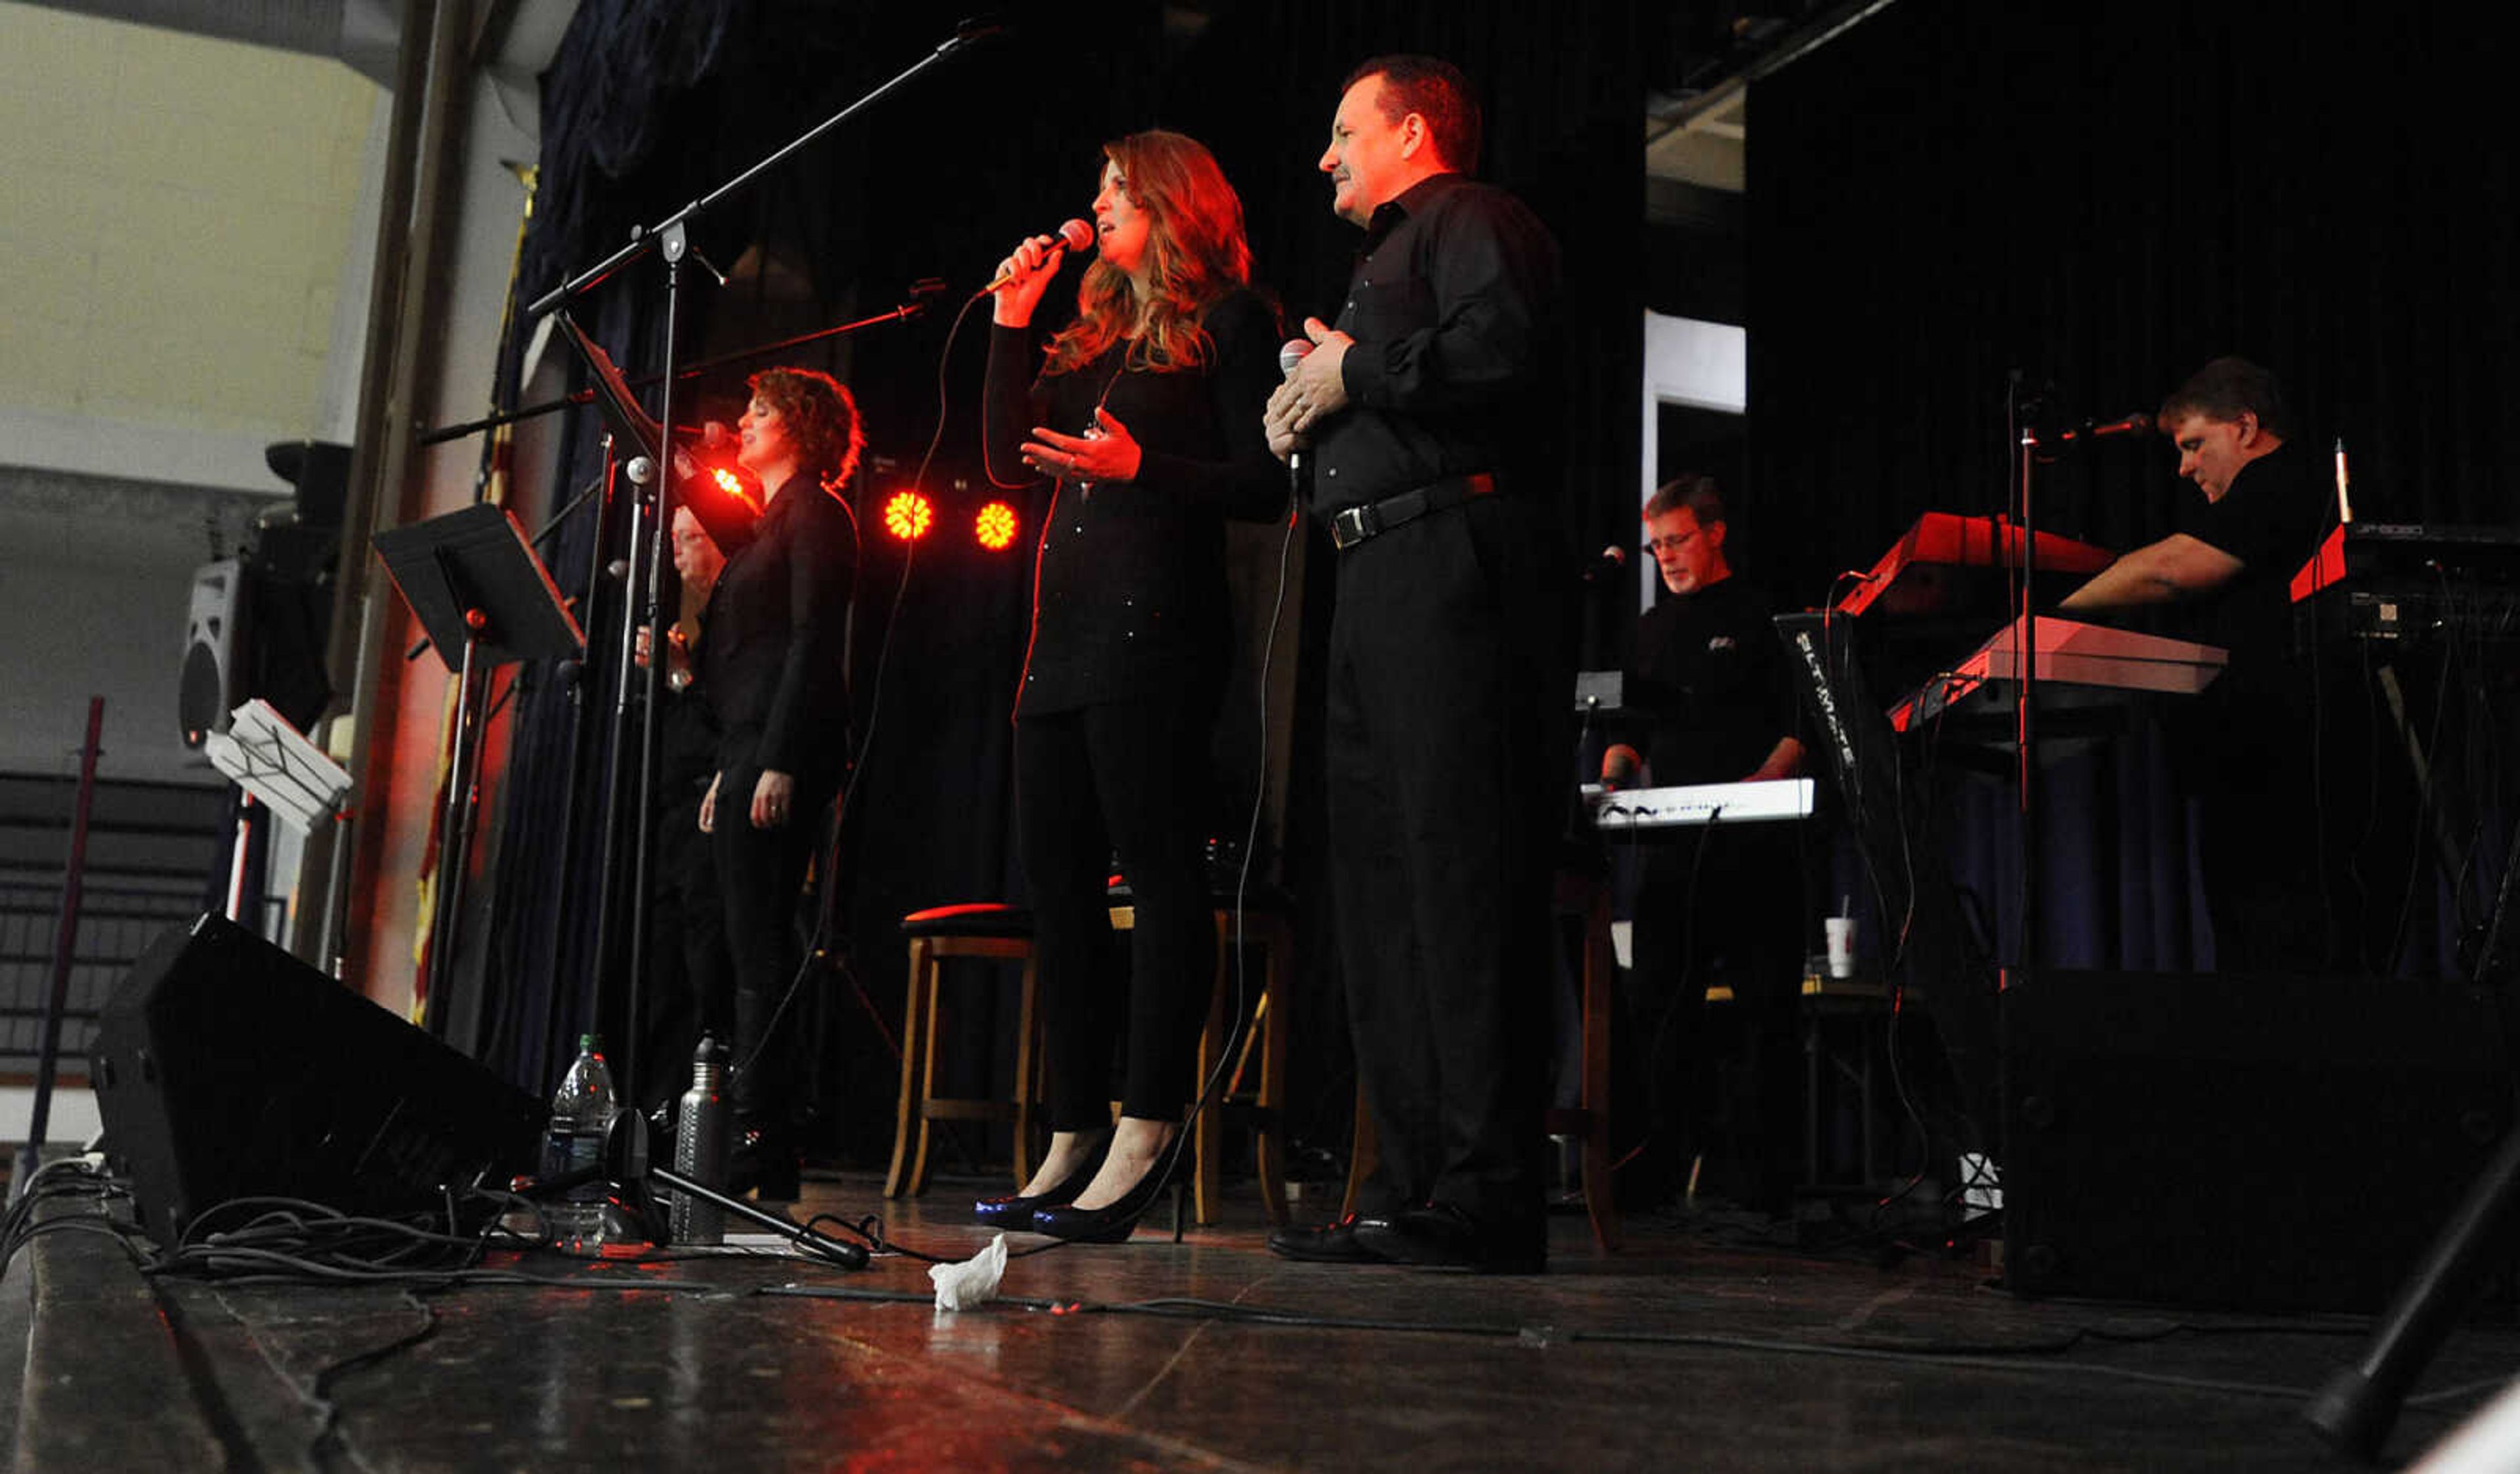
[[5, 1169, 2515, 1471]]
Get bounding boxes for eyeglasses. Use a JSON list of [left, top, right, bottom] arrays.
[[1644, 529, 1700, 554]]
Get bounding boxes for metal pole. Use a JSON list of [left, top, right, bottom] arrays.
[[12, 698, 105, 1196]]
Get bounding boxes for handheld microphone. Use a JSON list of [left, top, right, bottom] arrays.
[[1278, 338, 1313, 474], [1580, 544, 1628, 583], [982, 219, 1095, 293]]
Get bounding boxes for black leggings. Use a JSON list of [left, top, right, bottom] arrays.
[[709, 760, 832, 1122], [1017, 695, 1219, 1131]]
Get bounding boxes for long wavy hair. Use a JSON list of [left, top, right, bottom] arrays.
[[748, 366, 864, 490], [1043, 130, 1253, 377]]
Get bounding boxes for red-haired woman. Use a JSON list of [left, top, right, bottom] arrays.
[[692, 366, 861, 1200], [978, 130, 1284, 1240]]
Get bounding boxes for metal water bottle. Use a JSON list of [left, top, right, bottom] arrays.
[[671, 1034, 732, 1244]]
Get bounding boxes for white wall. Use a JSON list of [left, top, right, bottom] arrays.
[[0, 1, 384, 494], [1639, 309, 1748, 602]]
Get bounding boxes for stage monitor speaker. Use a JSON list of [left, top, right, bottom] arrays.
[[2001, 969, 2515, 1313], [89, 914, 545, 1250], [179, 558, 248, 748]]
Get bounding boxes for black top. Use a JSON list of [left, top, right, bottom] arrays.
[[1624, 577, 1796, 785], [982, 287, 1286, 715], [2174, 437, 2335, 708], [1309, 173, 1561, 515], [693, 470, 857, 783]]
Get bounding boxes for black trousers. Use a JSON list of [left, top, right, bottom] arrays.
[[1622, 826, 1805, 1209], [709, 757, 835, 1122], [2190, 678, 2411, 976], [643, 780, 732, 1112], [1325, 495, 1571, 1233], [1017, 692, 1220, 1131]]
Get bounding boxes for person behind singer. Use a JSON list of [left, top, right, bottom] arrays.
[[1263, 56, 1570, 1273], [2059, 356, 2388, 973], [977, 129, 1285, 1242], [1599, 475, 1807, 1211], [689, 367, 860, 1198], [635, 506, 734, 1114]]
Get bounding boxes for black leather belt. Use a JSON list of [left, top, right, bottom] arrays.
[[1326, 473, 1498, 552]]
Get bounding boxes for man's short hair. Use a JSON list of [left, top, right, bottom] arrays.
[[2159, 356, 2292, 439], [1343, 54, 1482, 173], [1643, 473, 1725, 526]]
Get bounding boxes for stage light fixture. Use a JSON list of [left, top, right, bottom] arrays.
[[883, 488, 934, 541], [975, 501, 1019, 551]]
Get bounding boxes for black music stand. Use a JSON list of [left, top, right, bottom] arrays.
[[376, 503, 584, 1027]]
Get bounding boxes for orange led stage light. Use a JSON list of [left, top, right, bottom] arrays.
[[975, 501, 1019, 551], [883, 488, 934, 541]]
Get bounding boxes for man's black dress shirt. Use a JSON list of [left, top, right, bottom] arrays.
[[1309, 173, 1561, 515]]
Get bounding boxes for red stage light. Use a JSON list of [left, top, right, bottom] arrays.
[[883, 489, 934, 541], [707, 466, 762, 515], [975, 501, 1019, 551]]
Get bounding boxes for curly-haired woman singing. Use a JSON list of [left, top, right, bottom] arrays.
[[692, 366, 860, 1200]]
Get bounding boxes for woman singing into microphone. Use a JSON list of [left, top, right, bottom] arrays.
[[978, 130, 1284, 1241]]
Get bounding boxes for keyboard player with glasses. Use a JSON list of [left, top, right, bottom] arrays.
[[1600, 474, 1809, 1213]]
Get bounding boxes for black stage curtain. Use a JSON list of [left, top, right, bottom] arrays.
[[456, 2, 1649, 1158], [1748, 1, 2513, 976]]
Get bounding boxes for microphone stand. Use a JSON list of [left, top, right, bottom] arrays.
[[648, 1164, 869, 1269], [416, 294, 944, 448], [525, 20, 995, 1106]]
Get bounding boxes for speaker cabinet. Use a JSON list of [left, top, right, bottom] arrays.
[[179, 558, 247, 748], [2001, 969, 2515, 1312], [89, 915, 544, 1249]]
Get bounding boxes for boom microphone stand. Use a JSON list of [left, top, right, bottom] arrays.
[[524, 19, 998, 1106]]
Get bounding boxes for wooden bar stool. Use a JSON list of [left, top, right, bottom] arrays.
[[1109, 891, 1294, 1227], [1342, 868, 1620, 1251], [884, 903, 1041, 1200]]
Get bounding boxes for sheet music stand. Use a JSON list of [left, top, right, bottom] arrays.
[[204, 699, 352, 835], [375, 503, 584, 1024]]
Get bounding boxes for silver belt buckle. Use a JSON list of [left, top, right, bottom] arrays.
[[1331, 503, 1381, 551]]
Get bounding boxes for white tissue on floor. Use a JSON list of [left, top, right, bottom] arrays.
[[929, 1232, 1009, 1311]]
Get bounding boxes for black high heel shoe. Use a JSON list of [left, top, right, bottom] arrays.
[[1029, 1131, 1188, 1244], [974, 1132, 1110, 1229]]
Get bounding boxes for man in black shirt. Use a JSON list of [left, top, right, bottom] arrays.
[[1600, 476, 1806, 1209], [2062, 357, 2380, 972], [1263, 55, 1569, 1272]]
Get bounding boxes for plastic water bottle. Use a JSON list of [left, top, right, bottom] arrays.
[[542, 1034, 617, 1253], [671, 1034, 732, 1245]]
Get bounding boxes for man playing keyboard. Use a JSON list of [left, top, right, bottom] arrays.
[[1601, 475, 1807, 1213], [2058, 357, 2393, 974]]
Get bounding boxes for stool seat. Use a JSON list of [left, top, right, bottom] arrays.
[[902, 902, 1037, 938]]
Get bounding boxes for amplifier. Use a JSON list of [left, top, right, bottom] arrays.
[[2001, 968, 2514, 1313], [90, 914, 544, 1250]]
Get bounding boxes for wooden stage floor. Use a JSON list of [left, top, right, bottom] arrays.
[[5, 1167, 2515, 1471]]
